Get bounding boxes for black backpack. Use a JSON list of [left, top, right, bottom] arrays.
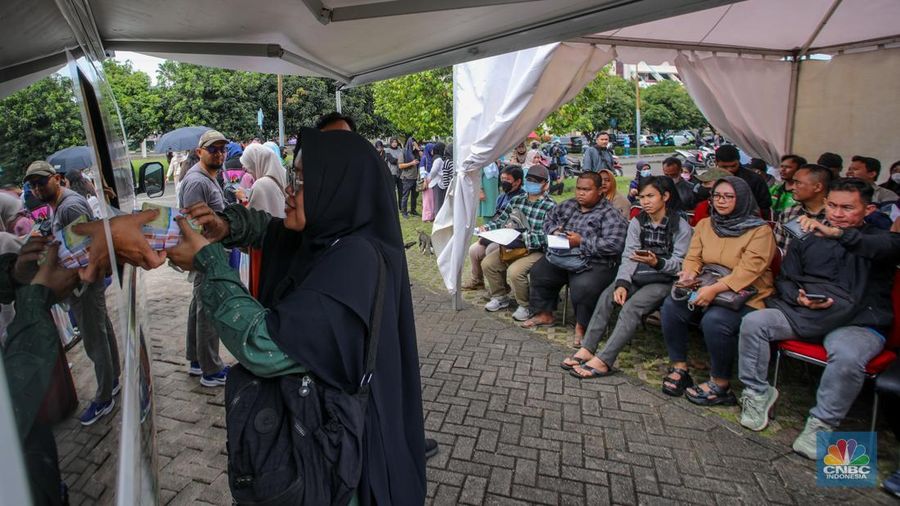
[[224, 246, 386, 505]]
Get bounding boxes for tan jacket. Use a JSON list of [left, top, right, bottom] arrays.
[[682, 219, 776, 309]]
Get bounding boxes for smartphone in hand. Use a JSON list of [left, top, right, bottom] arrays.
[[804, 293, 829, 302]]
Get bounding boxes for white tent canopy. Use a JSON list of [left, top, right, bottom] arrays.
[[1, 0, 740, 98], [435, 0, 900, 294]]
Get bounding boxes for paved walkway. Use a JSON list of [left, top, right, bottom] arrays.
[[54, 266, 893, 505]]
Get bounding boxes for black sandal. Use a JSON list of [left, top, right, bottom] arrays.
[[560, 356, 586, 371], [569, 364, 617, 380], [685, 380, 737, 406], [661, 367, 693, 397]]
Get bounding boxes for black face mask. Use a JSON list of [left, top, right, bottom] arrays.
[[500, 181, 514, 193]]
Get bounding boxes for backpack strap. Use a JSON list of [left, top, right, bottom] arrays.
[[358, 244, 387, 396]]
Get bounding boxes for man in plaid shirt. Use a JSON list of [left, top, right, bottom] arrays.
[[522, 171, 628, 339], [479, 165, 556, 320], [773, 164, 831, 251]]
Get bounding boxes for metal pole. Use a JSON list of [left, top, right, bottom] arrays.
[[635, 75, 641, 159], [335, 88, 342, 113], [277, 74, 285, 147], [785, 56, 801, 155]]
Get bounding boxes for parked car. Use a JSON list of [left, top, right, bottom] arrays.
[[663, 134, 693, 146], [561, 135, 583, 153]]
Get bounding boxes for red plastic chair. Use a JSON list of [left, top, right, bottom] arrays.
[[771, 269, 900, 431], [690, 200, 710, 226]]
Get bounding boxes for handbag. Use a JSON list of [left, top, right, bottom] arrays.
[[631, 264, 676, 288], [545, 246, 590, 273], [499, 245, 529, 263], [224, 245, 386, 506], [416, 178, 427, 192], [671, 263, 757, 311]]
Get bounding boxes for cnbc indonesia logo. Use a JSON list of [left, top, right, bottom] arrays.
[[821, 438, 871, 482]]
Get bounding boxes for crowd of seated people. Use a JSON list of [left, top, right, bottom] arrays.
[[464, 140, 900, 460]]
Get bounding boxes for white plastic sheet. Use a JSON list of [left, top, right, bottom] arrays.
[[433, 42, 613, 293]]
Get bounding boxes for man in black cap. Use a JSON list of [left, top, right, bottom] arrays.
[[178, 130, 229, 387], [24, 160, 121, 426]]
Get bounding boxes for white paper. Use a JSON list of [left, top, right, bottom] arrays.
[[476, 228, 521, 246], [547, 234, 570, 250]]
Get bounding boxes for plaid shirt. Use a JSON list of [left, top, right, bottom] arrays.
[[484, 193, 556, 251], [542, 198, 628, 259], [774, 203, 827, 251]]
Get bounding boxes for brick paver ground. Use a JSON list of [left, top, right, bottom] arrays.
[[53, 263, 895, 505]]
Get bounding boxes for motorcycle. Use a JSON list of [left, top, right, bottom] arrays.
[[697, 144, 716, 168]]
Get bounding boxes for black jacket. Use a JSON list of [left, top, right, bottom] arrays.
[[736, 166, 772, 214], [767, 224, 900, 339]]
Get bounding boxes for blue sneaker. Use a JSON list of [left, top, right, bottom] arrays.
[[79, 399, 115, 426], [200, 366, 229, 387], [884, 470, 900, 498], [112, 379, 121, 397], [187, 361, 202, 376]]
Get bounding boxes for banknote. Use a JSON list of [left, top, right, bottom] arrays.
[[54, 215, 91, 269], [141, 202, 200, 250]]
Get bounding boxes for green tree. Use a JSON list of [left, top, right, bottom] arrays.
[[102, 59, 161, 148], [543, 70, 635, 139], [0, 75, 85, 184], [640, 80, 707, 136], [372, 68, 452, 139]]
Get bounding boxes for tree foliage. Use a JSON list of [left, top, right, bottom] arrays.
[[102, 59, 161, 149], [0, 75, 85, 183], [640, 80, 707, 135], [543, 70, 636, 139], [372, 68, 452, 139]]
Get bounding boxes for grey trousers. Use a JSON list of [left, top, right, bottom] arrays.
[[186, 273, 225, 375], [70, 279, 120, 403], [739, 308, 884, 427], [582, 282, 670, 366]]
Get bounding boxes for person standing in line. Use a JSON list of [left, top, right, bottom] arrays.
[[24, 160, 121, 425], [178, 130, 230, 387], [399, 137, 422, 218], [582, 132, 615, 173]]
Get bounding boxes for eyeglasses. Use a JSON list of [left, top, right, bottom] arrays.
[[711, 192, 736, 202], [287, 169, 304, 193], [203, 145, 228, 155]]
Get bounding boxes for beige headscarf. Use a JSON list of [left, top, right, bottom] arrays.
[[240, 144, 287, 218]]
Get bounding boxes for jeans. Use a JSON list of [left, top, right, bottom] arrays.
[[528, 256, 617, 328], [70, 278, 120, 403], [738, 308, 884, 427], [399, 179, 418, 214], [582, 282, 670, 366], [660, 295, 752, 379], [186, 273, 225, 375]]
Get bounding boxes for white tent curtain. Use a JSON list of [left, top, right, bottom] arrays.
[[433, 42, 614, 293], [674, 52, 793, 165]]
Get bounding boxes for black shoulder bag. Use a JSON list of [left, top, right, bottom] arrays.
[[224, 245, 387, 506]]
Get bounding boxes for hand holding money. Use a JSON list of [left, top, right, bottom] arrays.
[[72, 210, 167, 282]]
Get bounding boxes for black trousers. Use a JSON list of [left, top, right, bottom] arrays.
[[400, 179, 418, 214], [394, 176, 403, 210], [528, 256, 617, 328]]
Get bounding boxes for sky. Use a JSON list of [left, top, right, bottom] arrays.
[[113, 51, 165, 84]]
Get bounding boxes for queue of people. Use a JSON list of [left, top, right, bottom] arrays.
[[465, 141, 900, 462]]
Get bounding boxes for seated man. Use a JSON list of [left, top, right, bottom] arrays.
[[773, 164, 831, 252], [737, 178, 900, 459], [769, 154, 806, 219], [479, 165, 556, 321], [521, 172, 627, 345], [462, 165, 525, 291], [847, 155, 898, 204]]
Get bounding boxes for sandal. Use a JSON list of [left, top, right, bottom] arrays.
[[661, 367, 693, 397], [685, 380, 737, 406], [560, 356, 586, 371], [521, 317, 554, 329], [569, 363, 617, 380]]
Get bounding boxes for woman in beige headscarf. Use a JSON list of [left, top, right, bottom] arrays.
[[240, 143, 287, 218], [599, 168, 631, 218]]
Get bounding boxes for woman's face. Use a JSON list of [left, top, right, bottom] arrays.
[[638, 185, 668, 215], [599, 171, 612, 194], [711, 181, 737, 216], [284, 156, 306, 231]]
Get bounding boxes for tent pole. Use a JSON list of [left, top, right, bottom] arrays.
[[635, 75, 641, 159], [277, 75, 285, 147], [785, 55, 800, 154]]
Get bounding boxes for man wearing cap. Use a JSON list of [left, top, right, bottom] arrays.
[[24, 160, 121, 426], [178, 130, 229, 387], [478, 164, 557, 321]]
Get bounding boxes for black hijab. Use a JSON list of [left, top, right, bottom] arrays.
[[261, 128, 425, 505], [710, 176, 766, 237]]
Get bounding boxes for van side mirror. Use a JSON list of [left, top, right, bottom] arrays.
[[137, 162, 165, 198]]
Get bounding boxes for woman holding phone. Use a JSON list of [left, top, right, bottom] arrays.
[[565, 177, 692, 378]]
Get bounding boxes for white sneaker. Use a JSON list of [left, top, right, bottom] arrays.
[[512, 306, 533, 322], [792, 415, 833, 459], [484, 296, 511, 312]]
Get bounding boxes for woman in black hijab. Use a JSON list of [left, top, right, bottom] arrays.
[[168, 127, 426, 505]]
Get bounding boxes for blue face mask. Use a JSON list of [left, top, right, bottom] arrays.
[[524, 181, 544, 195], [640, 169, 652, 177]]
